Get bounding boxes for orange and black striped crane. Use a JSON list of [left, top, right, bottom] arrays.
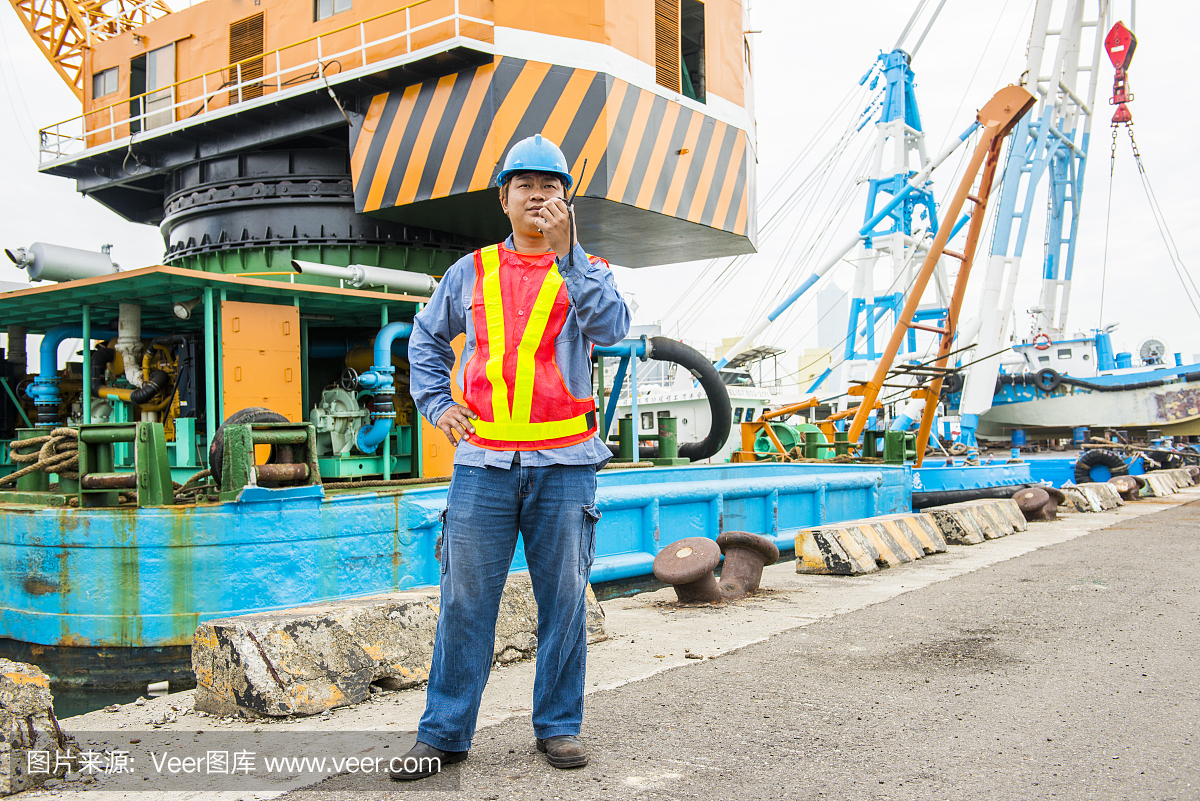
[[13, 0, 759, 272]]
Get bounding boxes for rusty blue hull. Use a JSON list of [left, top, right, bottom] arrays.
[[1, 462, 910, 650]]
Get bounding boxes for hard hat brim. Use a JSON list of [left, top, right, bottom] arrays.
[[495, 168, 573, 191]]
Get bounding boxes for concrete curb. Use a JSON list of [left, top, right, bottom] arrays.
[[1140, 468, 1193, 497], [795, 513, 947, 575], [924, 498, 1025, 545], [1061, 482, 1124, 512], [191, 576, 607, 719]]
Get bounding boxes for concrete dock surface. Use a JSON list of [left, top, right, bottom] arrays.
[[26, 488, 1200, 800]]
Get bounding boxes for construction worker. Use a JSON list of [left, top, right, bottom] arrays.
[[396, 134, 631, 780]]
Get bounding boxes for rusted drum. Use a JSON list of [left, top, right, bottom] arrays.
[[716, 531, 780, 599], [652, 537, 723, 603]]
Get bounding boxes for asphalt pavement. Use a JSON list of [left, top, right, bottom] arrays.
[[281, 498, 1200, 801]]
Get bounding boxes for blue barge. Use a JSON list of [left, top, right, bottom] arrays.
[[2, 462, 909, 652]]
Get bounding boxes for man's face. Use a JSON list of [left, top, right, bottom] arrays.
[[500, 172, 566, 239]]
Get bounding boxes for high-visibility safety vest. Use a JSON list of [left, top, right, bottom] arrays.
[[463, 243, 600, 451]]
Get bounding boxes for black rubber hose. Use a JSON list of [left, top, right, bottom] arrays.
[[91, 346, 115, 398], [1061, 375, 1166, 392], [912, 483, 1034, 509], [130, 370, 170, 404], [606, 336, 732, 462], [999, 372, 1168, 392]]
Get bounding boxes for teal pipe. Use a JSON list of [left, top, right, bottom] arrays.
[[355, 322, 413, 454]]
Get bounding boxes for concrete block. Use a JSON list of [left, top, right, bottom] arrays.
[[1061, 482, 1123, 511], [1137, 470, 1195, 494], [192, 575, 607, 718], [925, 498, 1023, 544], [0, 659, 76, 796], [795, 513, 945, 575], [1140, 472, 1180, 497], [1060, 485, 1098, 513], [964, 498, 1028, 532]]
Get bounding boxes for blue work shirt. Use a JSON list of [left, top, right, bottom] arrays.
[[409, 235, 631, 469]]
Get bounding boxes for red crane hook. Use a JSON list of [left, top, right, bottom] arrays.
[[1106, 21, 1137, 124]]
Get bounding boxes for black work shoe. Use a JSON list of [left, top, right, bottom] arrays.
[[388, 741, 467, 781], [536, 735, 588, 769]]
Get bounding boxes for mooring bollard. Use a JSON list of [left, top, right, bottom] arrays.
[[1013, 486, 1058, 521], [715, 531, 780, 599], [652, 537, 723, 603], [1108, 475, 1140, 501]]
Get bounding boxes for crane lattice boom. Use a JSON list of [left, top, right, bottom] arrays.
[[8, 0, 171, 100]]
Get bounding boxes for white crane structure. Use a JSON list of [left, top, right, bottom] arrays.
[[716, 18, 980, 398], [956, 0, 1112, 445]]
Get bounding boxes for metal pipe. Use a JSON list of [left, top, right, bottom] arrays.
[[82, 306, 91, 425], [203, 287, 217, 453], [29, 324, 118, 426], [251, 430, 310, 446], [292, 260, 439, 296], [116, 303, 144, 387], [381, 305, 390, 482], [98, 386, 134, 402], [4, 242, 117, 282], [6, 326, 26, 373], [81, 472, 138, 489], [255, 463, 310, 481], [355, 322, 414, 454]]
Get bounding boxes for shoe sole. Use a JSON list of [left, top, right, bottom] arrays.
[[388, 750, 468, 781], [536, 741, 588, 769]]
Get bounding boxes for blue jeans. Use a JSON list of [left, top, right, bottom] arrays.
[[416, 457, 601, 752]]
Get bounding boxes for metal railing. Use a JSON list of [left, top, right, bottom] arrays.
[[39, 0, 493, 163]]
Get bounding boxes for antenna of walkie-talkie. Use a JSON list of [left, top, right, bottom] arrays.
[[566, 159, 587, 267]]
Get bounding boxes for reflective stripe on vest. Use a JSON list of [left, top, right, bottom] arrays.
[[469, 244, 593, 443]]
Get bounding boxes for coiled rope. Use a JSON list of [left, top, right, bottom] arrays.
[[1, 428, 80, 485]]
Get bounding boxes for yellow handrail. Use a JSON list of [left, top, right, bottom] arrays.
[[43, 0, 459, 135]]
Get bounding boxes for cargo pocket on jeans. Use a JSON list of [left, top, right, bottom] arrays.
[[437, 507, 449, 574], [580, 503, 601, 575]]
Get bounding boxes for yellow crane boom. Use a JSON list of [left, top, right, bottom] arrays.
[[8, 0, 171, 100]]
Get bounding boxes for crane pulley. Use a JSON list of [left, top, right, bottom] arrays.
[[1105, 21, 1136, 125]]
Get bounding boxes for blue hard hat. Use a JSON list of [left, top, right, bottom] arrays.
[[495, 134, 572, 190]]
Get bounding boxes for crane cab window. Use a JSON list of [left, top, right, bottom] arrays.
[[129, 43, 175, 133], [680, 0, 706, 102], [92, 67, 118, 99], [315, 0, 351, 21], [654, 0, 706, 103]]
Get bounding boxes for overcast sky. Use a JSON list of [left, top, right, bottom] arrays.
[[1, 0, 1196, 368]]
